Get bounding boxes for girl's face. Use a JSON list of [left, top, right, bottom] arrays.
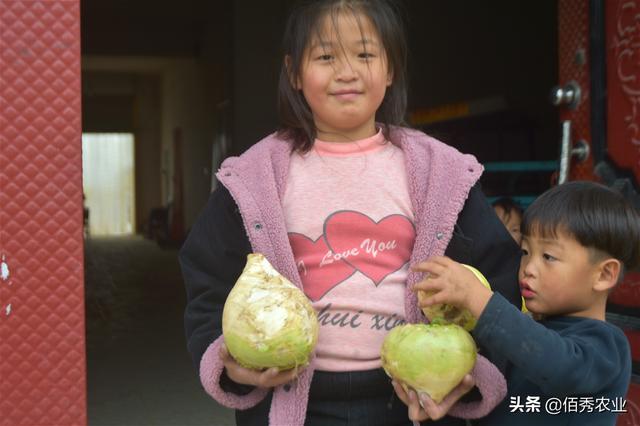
[[297, 11, 392, 142]]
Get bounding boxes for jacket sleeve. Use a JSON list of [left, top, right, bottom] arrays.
[[441, 182, 521, 418], [445, 182, 522, 309], [179, 184, 268, 408], [447, 354, 507, 419], [474, 293, 631, 397]]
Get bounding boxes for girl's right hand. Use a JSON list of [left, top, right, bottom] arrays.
[[220, 343, 302, 388], [391, 375, 475, 421]]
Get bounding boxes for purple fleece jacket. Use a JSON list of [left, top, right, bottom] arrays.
[[200, 126, 507, 425]]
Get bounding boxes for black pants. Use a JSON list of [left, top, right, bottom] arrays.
[[236, 368, 467, 426]]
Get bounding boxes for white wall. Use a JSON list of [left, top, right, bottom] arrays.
[[82, 56, 218, 234]]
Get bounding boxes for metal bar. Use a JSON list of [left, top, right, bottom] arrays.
[[558, 120, 572, 184], [483, 161, 559, 173]]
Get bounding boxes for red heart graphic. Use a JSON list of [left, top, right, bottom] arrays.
[[288, 233, 356, 301], [324, 211, 415, 285]]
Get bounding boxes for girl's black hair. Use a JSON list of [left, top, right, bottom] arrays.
[[492, 197, 523, 221], [277, 0, 408, 152], [522, 181, 640, 271]]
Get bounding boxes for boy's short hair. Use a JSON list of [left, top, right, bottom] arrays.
[[522, 181, 640, 272]]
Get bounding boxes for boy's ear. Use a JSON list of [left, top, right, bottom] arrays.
[[593, 258, 622, 292], [285, 55, 302, 90]]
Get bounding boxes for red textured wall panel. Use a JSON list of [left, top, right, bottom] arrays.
[[0, 1, 86, 425]]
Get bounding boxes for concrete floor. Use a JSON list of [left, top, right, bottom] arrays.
[[85, 236, 235, 426]]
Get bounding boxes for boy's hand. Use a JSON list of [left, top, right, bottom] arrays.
[[411, 256, 492, 319], [220, 343, 302, 388], [391, 375, 475, 421]]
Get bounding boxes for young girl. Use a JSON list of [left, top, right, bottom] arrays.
[[180, 1, 522, 425]]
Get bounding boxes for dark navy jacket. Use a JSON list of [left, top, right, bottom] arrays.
[[473, 293, 631, 426]]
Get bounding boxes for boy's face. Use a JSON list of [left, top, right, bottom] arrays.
[[298, 11, 392, 142], [494, 206, 522, 243], [519, 229, 603, 318]]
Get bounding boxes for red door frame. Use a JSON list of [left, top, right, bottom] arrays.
[[0, 1, 86, 425], [558, 0, 597, 182]]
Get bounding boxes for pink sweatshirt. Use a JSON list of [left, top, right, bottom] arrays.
[[200, 127, 507, 425], [284, 130, 414, 371]]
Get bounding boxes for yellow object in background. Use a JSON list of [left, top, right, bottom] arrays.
[[463, 264, 529, 314]]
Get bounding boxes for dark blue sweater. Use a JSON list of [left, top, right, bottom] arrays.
[[473, 293, 631, 425]]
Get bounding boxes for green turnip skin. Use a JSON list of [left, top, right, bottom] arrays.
[[381, 323, 477, 403]]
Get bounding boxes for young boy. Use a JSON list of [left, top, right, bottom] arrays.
[[413, 181, 639, 425]]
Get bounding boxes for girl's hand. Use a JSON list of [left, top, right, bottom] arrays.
[[412, 256, 491, 319], [220, 343, 302, 388], [391, 375, 475, 421]]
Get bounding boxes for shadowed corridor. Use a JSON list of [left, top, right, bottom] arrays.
[[84, 236, 234, 426]]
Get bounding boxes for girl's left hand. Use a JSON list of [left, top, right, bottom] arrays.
[[391, 374, 475, 421]]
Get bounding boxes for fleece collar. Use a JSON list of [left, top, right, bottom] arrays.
[[216, 126, 482, 324]]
